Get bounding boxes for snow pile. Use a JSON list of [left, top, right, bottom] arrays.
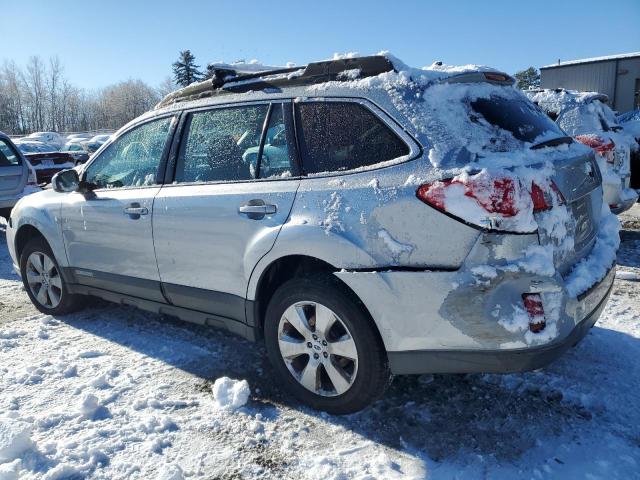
[[616, 270, 640, 281], [0, 459, 22, 480], [0, 418, 34, 463], [211, 377, 250, 411], [156, 464, 185, 480], [78, 393, 111, 420]]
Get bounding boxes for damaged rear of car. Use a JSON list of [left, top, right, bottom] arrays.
[[324, 63, 619, 376]]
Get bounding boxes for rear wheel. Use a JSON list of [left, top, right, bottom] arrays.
[[264, 275, 390, 414], [20, 237, 85, 315]]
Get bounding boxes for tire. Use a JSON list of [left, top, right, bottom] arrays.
[[20, 236, 85, 315], [264, 275, 390, 414]]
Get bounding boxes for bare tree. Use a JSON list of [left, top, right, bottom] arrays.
[[24, 56, 46, 131], [0, 56, 161, 135], [47, 56, 63, 131], [0, 60, 27, 133], [157, 76, 177, 99]]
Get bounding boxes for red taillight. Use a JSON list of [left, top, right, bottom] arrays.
[[416, 172, 564, 232], [483, 72, 510, 82], [522, 293, 546, 333], [530, 182, 548, 211], [575, 134, 615, 155], [416, 175, 519, 217], [530, 180, 565, 212]]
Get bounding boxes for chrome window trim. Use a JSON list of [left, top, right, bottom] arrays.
[[293, 96, 422, 179], [163, 99, 301, 188], [80, 113, 179, 193]]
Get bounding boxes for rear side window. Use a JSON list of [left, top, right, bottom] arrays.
[[296, 102, 409, 174], [0, 140, 21, 167]]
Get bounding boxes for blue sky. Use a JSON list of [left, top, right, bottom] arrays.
[[2, 0, 639, 90]]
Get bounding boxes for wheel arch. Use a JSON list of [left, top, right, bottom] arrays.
[[15, 223, 48, 261], [249, 254, 385, 351]]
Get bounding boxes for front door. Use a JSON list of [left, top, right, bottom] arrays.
[[60, 115, 176, 301], [153, 102, 300, 321], [0, 138, 27, 200]]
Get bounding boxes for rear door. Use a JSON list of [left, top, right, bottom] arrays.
[[59, 115, 177, 301], [0, 137, 27, 198], [153, 101, 300, 322]]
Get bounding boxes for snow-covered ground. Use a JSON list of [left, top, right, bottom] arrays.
[[1, 206, 639, 480]]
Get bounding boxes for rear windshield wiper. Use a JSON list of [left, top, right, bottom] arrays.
[[530, 136, 573, 150]]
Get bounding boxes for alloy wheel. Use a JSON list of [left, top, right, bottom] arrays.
[[26, 251, 62, 309], [277, 301, 358, 397]]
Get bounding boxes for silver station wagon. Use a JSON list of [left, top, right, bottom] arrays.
[[6, 55, 618, 413]]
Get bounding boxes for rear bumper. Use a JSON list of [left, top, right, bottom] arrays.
[[388, 267, 614, 374]]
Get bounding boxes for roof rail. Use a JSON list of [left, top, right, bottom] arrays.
[[156, 55, 395, 109]]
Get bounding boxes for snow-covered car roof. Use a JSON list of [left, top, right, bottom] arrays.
[[524, 88, 627, 139], [524, 89, 609, 115], [617, 109, 640, 124], [137, 53, 580, 174], [156, 52, 513, 110]]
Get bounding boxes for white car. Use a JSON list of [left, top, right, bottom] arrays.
[[66, 133, 94, 141], [526, 89, 638, 214], [26, 132, 64, 149], [0, 132, 40, 220], [14, 140, 58, 154]]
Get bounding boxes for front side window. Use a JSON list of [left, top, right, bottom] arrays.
[[84, 117, 172, 189], [176, 105, 269, 183], [0, 140, 21, 167], [296, 102, 409, 174]]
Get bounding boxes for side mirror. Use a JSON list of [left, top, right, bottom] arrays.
[[52, 169, 80, 193]]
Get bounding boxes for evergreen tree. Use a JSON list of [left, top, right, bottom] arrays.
[[514, 67, 541, 90], [172, 50, 203, 87]]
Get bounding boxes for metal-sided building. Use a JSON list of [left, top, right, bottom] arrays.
[[540, 52, 640, 113]]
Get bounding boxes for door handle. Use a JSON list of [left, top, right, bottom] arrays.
[[239, 204, 277, 215], [124, 203, 148, 219], [239, 200, 277, 219]]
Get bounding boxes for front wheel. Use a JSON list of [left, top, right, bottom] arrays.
[[264, 275, 390, 414], [20, 237, 85, 315]]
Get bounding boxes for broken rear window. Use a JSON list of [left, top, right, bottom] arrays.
[[470, 96, 565, 144]]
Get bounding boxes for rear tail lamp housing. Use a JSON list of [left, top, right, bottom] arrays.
[[416, 172, 563, 232], [575, 134, 615, 164]]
